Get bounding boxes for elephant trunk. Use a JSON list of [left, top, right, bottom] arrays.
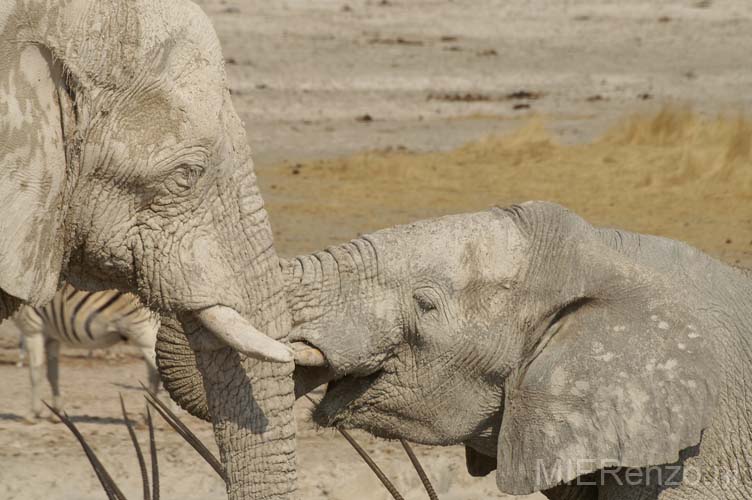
[[283, 238, 379, 327], [193, 178, 297, 500], [283, 238, 379, 397], [159, 299, 297, 500], [157, 198, 298, 499], [195, 292, 297, 500], [197, 303, 296, 500]]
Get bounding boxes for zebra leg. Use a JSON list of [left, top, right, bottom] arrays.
[[25, 334, 46, 420], [45, 338, 63, 413], [17, 336, 26, 367], [139, 345, 160, 395]]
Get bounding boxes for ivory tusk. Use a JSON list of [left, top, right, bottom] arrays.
[[197, 306, 293, 363], [291, 342, 328, 367]]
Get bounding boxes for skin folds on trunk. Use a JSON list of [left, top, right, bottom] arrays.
[[200, 294, 296, 500], [284, 239, 377, 396], [157, 217, 297, 500], [283, 239, 378, 330], [199, 329, 296, 500], [159, 313, 298, 500]]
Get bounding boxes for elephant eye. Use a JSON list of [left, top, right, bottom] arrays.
[[170, 164, 204, 192], [413, 290, 437, 315]]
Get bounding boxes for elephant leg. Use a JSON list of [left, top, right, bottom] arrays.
[[25, 334, 45, 419], [45, 338, 62, 412]]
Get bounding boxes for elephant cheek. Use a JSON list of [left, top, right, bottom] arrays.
[[176, 236, 240, 309]]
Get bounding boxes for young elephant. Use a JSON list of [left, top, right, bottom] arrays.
[[288, 201, 752, 500]]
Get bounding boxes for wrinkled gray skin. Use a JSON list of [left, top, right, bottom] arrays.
[[0, 1, 295, 498], [288, 201, 752, 500]]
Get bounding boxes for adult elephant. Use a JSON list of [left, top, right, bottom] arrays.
[[286, 201, 752, 499], [1, 1, 296, 498]]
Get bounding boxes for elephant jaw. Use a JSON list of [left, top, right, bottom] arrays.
[[197, 305, 293, 363], [290, 341, 390, 433]]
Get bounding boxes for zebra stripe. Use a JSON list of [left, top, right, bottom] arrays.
[[18, 284, 159, 348], [14, 284, 162, 419]]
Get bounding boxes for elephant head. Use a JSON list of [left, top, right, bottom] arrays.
[[287, 201, 732, 496], [1, 1, 295, 498]]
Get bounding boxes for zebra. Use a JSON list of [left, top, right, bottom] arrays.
[[14, 283, 161, 420]]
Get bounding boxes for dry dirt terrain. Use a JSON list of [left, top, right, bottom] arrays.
[[2, 1, 752, 499]]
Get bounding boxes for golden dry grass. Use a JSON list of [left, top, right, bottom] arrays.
[[263, 107, 752, 265]]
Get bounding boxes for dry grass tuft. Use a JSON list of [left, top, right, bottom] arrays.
[[263, 106, 752, 266], [602, 106, 752, 188]]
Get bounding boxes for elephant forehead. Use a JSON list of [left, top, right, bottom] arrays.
[[44, 0, 231, 142], [115, 71, 232, 153], [375, 211, 526, 286], [162, 47, 228, 139], [172, 79, 227, 138], [45, 0, 224, 86]]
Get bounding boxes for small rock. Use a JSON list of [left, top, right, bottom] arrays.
[[506, 90, 543, 100], [428, 92, 489, 102]]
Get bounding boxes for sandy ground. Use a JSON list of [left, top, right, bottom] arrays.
[[0, 341, 508, 500], [2, 0, 752, 499]]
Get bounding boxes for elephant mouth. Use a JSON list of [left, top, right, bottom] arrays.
[[291, 341, 335, 399], [290, 341, 384, 423], [312, 369, 385, 428]]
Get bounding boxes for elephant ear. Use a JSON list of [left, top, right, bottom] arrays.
[[495, 298, 720, 495], [0, 41, 74, 307]]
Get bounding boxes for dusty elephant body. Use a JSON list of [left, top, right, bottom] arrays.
[[287, 201, 752, 499], [1, 1, 296, 498]]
